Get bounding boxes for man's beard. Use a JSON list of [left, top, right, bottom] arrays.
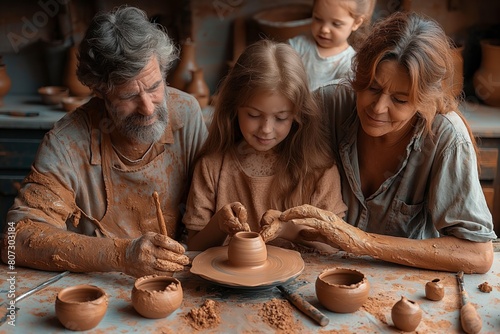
[[108, 98, 168, 144]]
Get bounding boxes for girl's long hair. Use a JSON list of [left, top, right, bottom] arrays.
[[201, 39, 335, 208]]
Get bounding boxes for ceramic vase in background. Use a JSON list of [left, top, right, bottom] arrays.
[[0, 57, 12, 106], [64, 45, 92, 97], [451, 45, 464, 98], [185, 68, 210, 108], [473, 40, 500, 107], [169, 38, 197, 91]]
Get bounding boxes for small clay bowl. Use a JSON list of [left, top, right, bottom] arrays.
[[131, 275, 183, 319], [315, 267, 370, 313], [227, 231, 267, 267], [38, 86, 69, 105], [55, 284, 108, 331], [61, 96, 90, 112]]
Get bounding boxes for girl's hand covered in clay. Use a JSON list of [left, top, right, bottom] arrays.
[[259, 209, 283, 242], [281, 204, 367, 254], [214, 202, 251, 235], [123, 232, 189, 277]]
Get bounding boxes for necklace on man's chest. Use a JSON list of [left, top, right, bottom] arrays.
[[111, 142, 155, 164]]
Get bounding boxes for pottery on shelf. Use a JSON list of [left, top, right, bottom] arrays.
[[55, 284, 108, 331], [38, 86, 69, 105], [473, 39, 500, 107], [63, 45, 92, 97], [391, 296, 422, 332], [131, 275, 183, 319], [227, 231, 267, 267], [169, 38, 197, 91], [0, 58, 12, 107], [185, 68, 210, 108], [252, 4, 312, 42], [425, 278, 445, 301], [315, 267, 370, 313], [451, 45, 464, 97]]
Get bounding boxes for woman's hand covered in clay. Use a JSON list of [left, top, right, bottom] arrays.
[[281, 204, 366, 253], [214, 202, 251, 235], [123, 232, 189, 277]]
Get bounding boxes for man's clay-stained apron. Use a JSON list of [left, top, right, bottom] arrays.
[[95, 132, 180, 239]]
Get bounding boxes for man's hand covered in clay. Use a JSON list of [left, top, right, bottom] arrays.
[[280, 204, 367, 253], [123, 232, 189, 277], [214, 202, 251, 235]]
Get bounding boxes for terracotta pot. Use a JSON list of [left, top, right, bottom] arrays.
[[227, 231, 267, 267], [473, 40, 500, 107], [0, 63, 12, 106], [169, 38, 197, 91], [252, 4, 312, 42], [38, 86, 69, 105], [61, 96, 91, 112], [55, 284, 108, 331], [391, 296, 422, 332], [451, 45, 464, 97], [315, 267, 370, 313], [63, 45, 91, 97], [425, 278, 445, 301], [131, 275, 183, 319], [185, 68, 210, 108]]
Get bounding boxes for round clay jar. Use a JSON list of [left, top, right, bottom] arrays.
[[315, 267, 370, 313], [425, 278, 445, 301], [131, 275, 183, 319], [55, 284, 108, 331], [391, 296, 422, 332], [227, 231, 267, 267]]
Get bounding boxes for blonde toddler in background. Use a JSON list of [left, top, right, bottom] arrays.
[[289, 0, 375, 91]]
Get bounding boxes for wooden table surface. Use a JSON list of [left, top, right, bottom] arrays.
[[1, 250, 499, 333]]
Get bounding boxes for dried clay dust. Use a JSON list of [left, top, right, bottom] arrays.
[[185, 299, 221, 330]]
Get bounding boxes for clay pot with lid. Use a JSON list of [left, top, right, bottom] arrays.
[[315, 267, 370, 313], [55, 284, 108, 331], [425, 278, 445, 301], [227, 231, 267, 267], [131, 275, 183, 319], [391, 296, 422, 332]]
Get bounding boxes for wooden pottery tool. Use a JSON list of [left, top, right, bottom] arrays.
[[152, 191, 167, 235], [0, 271, 70, 326], [456, 271, 482, 334], [277, 285, 329, 327]]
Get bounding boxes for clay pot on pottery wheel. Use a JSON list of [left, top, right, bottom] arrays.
[[252, 4, 312, 42], [228, 231, 267, 267], [473, 39, 500, 107], [315, 267, 370, 313], [131, 275, 183, 319], [391, 296, 422, 332], [55, 284, 108, 331], [425, 278, 445, 301]]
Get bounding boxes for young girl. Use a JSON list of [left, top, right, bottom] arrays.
[[289, 0, 375, 91], [183, 39, 347, 251]]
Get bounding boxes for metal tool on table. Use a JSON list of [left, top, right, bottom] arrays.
[[0, 271, 70, 326], [456, 271, 482, 334], [277, 285, 329, 327]]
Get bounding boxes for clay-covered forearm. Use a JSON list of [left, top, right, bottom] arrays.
[[355, 234, 494, 274], [1, 220, 128, 273]]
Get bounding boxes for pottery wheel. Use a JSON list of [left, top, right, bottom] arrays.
[[190, 245, 304, 289]]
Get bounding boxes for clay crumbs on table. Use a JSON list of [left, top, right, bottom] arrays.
[[259, 298, 297, 332], [478, 282, 493, 293], [185, 299, 221, 330]]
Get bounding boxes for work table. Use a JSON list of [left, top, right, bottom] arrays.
[[1, 250, 499, 333]]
